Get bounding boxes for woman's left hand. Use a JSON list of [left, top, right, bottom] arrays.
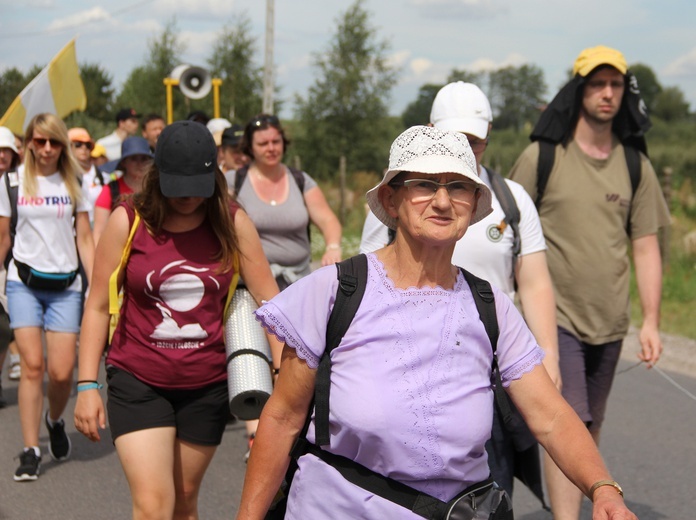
[[321, 247, 342, 266]]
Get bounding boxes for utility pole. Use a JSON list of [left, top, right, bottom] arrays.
[[262, 0, 275, 114]]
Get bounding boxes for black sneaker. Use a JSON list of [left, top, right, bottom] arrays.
[[14, 449, 41, 481], [45, 412, 71, 461]]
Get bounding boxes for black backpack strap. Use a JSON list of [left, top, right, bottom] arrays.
[[314, 254, 368, 446], [4, 171, 18, 269], [623, 145, 642, 237], [487, 169, 521, 284], [95, 166, 106, 186], [109, 180, 121, 211], [535, 140, 556, 209], [460, 268, 514, 429], [288, 166, 305, 193], [233, 164, 250, 195]]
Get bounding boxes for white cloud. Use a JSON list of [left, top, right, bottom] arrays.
[[47, 7, 111, 31], [663, 48, 696, 78], [153, 0, 237, 17], [387, 50, 411, 70], [465, 52, 527, 71], [408, 0, 505, 19]]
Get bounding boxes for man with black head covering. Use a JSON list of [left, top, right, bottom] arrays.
[[509, 45, 670, 520]]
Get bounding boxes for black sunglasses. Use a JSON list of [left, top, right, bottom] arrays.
[[71, 141, 94, 151], [32, 137, 63, 149]]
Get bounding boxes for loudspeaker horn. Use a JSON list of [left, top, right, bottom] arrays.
[[170, 64, 212, 100]]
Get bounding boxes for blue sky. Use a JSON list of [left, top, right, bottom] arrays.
[[2, 0, 695, 120]]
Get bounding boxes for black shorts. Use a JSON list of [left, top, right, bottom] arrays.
[[106, 366, 229, 446], [557, 327, 623, 433]]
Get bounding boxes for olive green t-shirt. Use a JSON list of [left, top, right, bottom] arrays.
[[509, 139, 670, 345]]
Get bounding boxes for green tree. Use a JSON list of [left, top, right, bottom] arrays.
[[652, 86, 690, 122], [0, 67, 29, 116], [207, 14, 263, 124], [488, 64, 546, 131], [401, 83, 442, 128], [447, 69, 487, 89], [115, 18, 188, 120], [294, 0, 400, 179], [630, 63, 662, 112], [79, 63, 115, 122]]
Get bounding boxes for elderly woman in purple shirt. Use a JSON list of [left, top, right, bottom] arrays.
[[237, 126, 637, 520]]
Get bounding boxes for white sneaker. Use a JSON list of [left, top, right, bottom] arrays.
[[8, 361, 20, 381]]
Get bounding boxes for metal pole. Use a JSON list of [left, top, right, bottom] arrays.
[[262, 0, 275, 114]]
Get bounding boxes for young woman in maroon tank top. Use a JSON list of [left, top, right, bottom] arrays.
[[74, 121, 283, 519]]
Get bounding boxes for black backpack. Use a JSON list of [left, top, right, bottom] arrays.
[[535, 140, 641, 233], [267, 253, 513, 519]]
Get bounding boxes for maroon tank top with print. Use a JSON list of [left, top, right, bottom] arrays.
[[106, 202, 238, 389]]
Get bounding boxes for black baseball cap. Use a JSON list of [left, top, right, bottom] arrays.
[[155, 121, 217, 198], [221, 124, 244, 148], [116, 107, 141, 122]]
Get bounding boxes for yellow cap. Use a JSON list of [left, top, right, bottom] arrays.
[[573, 45, 627, 77], [91, 143, 107, 158]]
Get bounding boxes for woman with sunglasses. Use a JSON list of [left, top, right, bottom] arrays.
[[92, 136, 153, 245], [233, 114, 342, 290], [68, 127, 113, 227], [0, 113, 95, 482], [238, 126, 637, 520]]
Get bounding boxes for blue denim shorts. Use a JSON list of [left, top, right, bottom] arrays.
[[6, 281, 82, 333]]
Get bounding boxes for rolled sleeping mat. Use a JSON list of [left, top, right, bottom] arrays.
[[224, 288, 273, 420]]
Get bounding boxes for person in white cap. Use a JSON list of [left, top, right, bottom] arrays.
[[510, 46, 670, 520], [238, 125, 638, 520]]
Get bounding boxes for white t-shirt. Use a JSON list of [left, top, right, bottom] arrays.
[[82, 165, 114, 225], [0, 166, 91, 291], [359, 167, 546, 299], [96, 131, 123, 161]]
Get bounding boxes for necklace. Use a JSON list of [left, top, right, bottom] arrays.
[[253, 168, 284, 206]]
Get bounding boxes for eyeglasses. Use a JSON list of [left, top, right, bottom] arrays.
[[71, 141, 94, 151], [32, 137, 63, 149], [250, 114, 280, 128], [467, 137, 489, 151], [391, 178, 479, 204]]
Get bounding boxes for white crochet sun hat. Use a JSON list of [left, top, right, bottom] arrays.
[[366, 125, 492, 230]]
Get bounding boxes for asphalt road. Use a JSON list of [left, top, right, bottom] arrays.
[[1, 330, 695, 519]]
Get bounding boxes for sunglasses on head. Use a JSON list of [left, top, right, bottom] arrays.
[[71, 141, 94, 150], [250, 114, 280, 128], [32, 137, 63, 149]]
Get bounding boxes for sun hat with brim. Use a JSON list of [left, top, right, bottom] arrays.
[[0, 127, 19, 155], [156, 121, 217, 198], [366, 125, 492, 230], [101, 136, 154, 174]]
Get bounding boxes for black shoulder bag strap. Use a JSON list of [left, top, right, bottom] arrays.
[[314, 254, 368, 446], [535, 140, 556, 209], [487, 169, 521, 285], [460, 268, 514, 428]]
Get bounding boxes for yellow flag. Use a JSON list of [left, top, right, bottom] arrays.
[[0, 38, 87, 136]]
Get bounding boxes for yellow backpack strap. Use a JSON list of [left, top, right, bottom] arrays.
[[108, 210, 141, 341], [223, 253, 240, 320]]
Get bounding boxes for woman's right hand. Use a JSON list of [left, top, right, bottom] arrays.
[[74, 390, 106, 442]]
